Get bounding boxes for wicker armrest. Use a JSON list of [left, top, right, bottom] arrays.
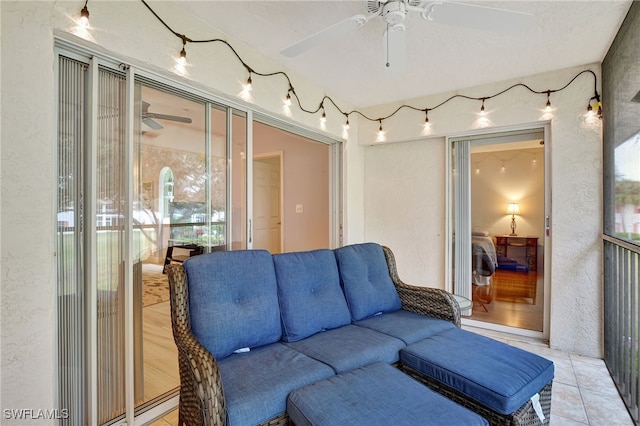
[[167, 264, 226, 426], [382, 246, 461, 328]]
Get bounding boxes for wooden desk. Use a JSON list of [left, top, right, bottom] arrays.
[[495, 235, 538, 271]]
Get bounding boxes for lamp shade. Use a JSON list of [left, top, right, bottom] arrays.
[[507, 203, 520, 215]]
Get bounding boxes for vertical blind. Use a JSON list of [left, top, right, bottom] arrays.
[[57, 55, 88, 426], [96, 66, 128, 424], [453, 140, 473, 305], [57, 58, 129, 425]]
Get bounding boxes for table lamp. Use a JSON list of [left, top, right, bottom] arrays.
[[507, 203, 520, 236]]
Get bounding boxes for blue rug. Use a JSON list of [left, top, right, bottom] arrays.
[[496, 255, 529, 272]]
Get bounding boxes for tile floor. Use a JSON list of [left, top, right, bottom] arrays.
[[468, 327, 634, 426], [149, 328, 634, 426]]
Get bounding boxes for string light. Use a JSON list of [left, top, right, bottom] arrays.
[[320, 104, 327, 125], [136, 0, 603, 139], [284, 90, 292, 107], [177, 37, 187, 67], [344, 114, 350, 130], [376, 119, 386, 142], [79, 0, 90, 27], [545, 90, 552, 112]]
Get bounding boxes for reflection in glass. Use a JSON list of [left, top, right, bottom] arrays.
[[614, 132, 640, 242]]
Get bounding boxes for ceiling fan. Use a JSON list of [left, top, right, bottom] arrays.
[[281, 0, 533, 69], [141, 101, 193, 130]]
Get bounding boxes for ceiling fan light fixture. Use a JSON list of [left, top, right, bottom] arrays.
[[382, 1, 407, 26]]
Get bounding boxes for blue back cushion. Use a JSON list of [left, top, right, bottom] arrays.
[[334, 243, 402, 321], [274, 249, 352, 342], [184, 250, 282, 360]]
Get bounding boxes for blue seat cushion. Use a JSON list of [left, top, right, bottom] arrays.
[[283, 324, 405, 373], [217, 342, 335, 425], [273, 249, 351, 342], [354, 309, 457, 344], [334, 243, 402, 321], [287, 362, 489, 426], [184, 250, 282, 360], [401, 328, 555, 415]]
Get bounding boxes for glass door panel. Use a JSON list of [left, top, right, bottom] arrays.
[[133, 83, 207, 408], [209, 105, 228, 251], [449, 130, 546, 334], [231, 111, 248, 250]]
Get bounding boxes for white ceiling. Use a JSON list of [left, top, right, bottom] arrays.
[[173, 0, 631, 109]]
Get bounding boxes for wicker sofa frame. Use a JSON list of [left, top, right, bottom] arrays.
[[166, 246, 549, 425]]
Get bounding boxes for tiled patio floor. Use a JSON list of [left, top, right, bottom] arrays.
[[150, 328, 634, 426], [468, 327, 634, 426]]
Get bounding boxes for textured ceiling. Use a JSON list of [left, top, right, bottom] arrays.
[[171, 1, 631, 108]]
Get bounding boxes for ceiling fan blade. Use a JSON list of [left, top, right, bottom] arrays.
[[281, 14, 372, 57], [423, 1, 533, 35], [144, 113, 193, 124], [383, 24, 407, 72], [142, 117, 163, 130]]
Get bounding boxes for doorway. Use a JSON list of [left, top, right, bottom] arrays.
[[253, 153, 283, 254], [448, 127, 550, 338]]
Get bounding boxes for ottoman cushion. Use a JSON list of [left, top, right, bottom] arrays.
[[287, 362, 489, 426], [401, 328, 555, 415]]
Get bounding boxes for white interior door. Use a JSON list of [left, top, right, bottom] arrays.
[[253, 155, 282, 253]]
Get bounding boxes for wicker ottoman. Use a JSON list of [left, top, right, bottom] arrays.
[[400, 329, 554, 426], [287, 362, 488, 426]]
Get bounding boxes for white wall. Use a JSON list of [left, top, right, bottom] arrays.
[[471, 148, 545, 242], [361, 65, 603, 357], [0, 1, 363, 422]]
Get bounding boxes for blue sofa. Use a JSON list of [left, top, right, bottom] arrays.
[[167, 243, 553, 425]]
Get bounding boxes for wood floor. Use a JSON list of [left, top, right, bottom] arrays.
[[468, 269, 544, 331], [142, 300, 180, 403]]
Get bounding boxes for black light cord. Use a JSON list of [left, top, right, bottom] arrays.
[[139, 0, 601, 126]]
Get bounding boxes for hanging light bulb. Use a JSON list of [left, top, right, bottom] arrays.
[[545, 91, 552, 112], [245, 74, 253, 92], [344, 115, 350, 130], [480, 99, 486, 114], [500, 162, 506, 173], [319, 105, 327, 125], [177, 46, 187, 67], [284, 91, 292, 107], [422, 109, 431, 133], [376, 119, 386, 142], [79, 1, 90, 27]]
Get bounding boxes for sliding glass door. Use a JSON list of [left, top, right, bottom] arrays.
[[447, 127, 550, 337], [56, 42, 341, 425]]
